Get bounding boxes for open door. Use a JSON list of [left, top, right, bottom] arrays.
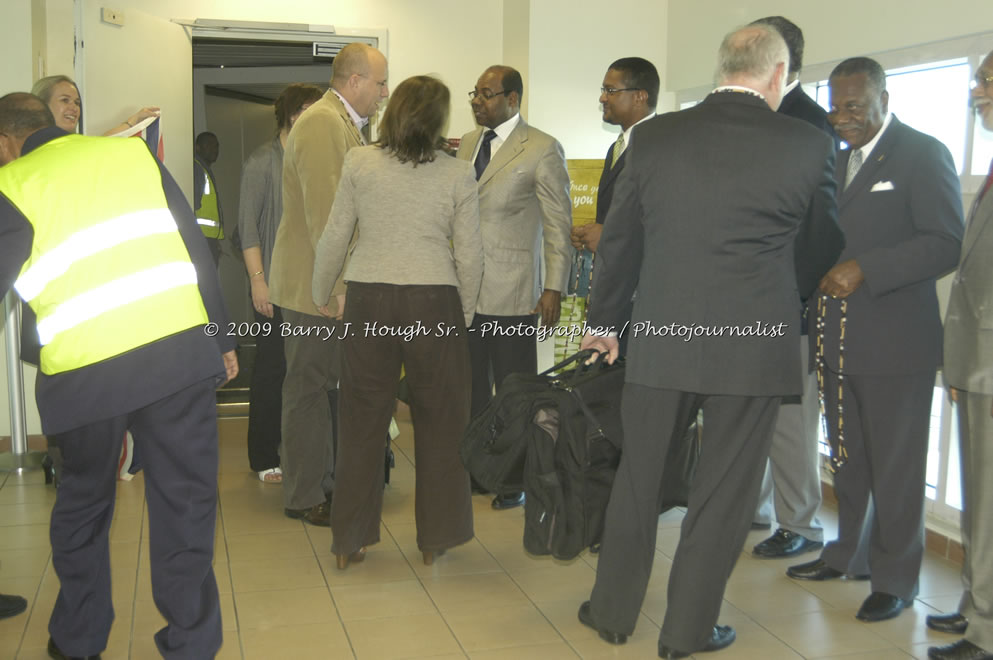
[[74, 0, 194, 202]]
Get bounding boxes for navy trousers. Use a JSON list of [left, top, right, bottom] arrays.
[[49, 378, 222, 658]]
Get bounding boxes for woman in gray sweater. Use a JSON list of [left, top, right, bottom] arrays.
[[313, 75, 483, 569]]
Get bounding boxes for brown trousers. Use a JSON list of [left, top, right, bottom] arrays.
[[331, 283, 473, 555]]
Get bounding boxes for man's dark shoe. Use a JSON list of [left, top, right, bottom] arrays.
[[492, 492, 525, 510], [659, 625, 736, 658], [578, 601, 627, 645], [787, 558, 869, 581], [753, 529, 824, 558], [928, 639, 993, 660], [856, 592, 910, 622], [284, 501, 331, 527], [0, 593, 27, 619], [750, 521, 772, 531], [927, 613, 968, 634], [47, 637, 102, 659]]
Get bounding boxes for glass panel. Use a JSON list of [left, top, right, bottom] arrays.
[[925, 386, 944, 501], [945, 401, 963, 510]]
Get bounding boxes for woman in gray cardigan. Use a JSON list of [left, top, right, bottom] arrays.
[[313, 75, 483, 569]]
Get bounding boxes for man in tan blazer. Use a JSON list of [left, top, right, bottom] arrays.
[[268, 43, 388, 525], [457, 65, 572, 509], [926, 49, 993, 660]]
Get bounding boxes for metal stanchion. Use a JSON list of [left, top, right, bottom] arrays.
[[0, 291, 45, 473]]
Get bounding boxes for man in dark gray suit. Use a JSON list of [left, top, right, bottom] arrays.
[[926, 48, 993, 660], [787, 57, 964, 623], [576, 25, 843, 658], [748, 15, 839, 560]]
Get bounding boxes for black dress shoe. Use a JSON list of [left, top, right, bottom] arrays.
[[284, 501, 331, 526], [753, 529, 824, 559], [0, 593, 27, 619], [47, 636, 102, 659], [578, 601, 627, 645], [856, 592, 910, 622], [787, 558, 869, 581], [492, 492, 525, 510], [927, 612, 969, 634], [928, 639, 993, 660], [659, 625, 736, 658]]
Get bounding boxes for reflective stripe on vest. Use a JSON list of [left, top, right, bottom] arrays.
[[0, 134, 210, 375], [195, 158, 223, 239]]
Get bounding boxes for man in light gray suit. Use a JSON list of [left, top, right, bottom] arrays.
[[787, 57, 964, 623], [576, 25, 842, 657], [457, 65, 572, 510], [926, 49, 993, 660]]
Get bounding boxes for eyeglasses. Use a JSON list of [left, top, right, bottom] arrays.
[[972, 72, 993, 90], [600, 87, 640, 96], [468, 89, 510, 101]]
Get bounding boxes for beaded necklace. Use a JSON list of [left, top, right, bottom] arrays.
[[815, 294, 848, 472]]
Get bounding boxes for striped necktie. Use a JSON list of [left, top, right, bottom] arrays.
[[611, 133, 626, 169]]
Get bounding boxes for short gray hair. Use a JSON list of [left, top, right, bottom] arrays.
[[715, 24, 788, 84]]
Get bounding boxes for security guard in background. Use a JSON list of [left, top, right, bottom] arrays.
[[0, 92, 237, 659], [194, 130, 223, 265]]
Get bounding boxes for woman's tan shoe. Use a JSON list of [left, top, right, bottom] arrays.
[[422, 549, 447, 566], [336, 547, 366, 570]]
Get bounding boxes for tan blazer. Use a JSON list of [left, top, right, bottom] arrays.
[[269, 91, 363, 316], [456, 119, 572, 316], [944, 188, 993, 394]]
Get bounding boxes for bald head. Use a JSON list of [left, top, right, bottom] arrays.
[[715, 24, 789, 109], [0, 92, 55, 165], [331, 43, 389, 119]]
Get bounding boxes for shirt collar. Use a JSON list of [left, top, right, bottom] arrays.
[[783, 79, 800, 96], [332, 89, 369, 130], [622, 112, 656, 146], [22, 126, 69, 156], [853, 112, 893, 161], [488, 113, 520, 141], [712, 85, 766, 102]]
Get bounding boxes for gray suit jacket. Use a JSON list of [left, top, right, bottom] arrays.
[[944, 186, 993, 393], [456, 119, 572, 316], [814, 117, 964, 376], [589, 92, 843, 396]]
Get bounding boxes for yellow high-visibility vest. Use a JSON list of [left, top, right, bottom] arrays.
[[194, 157, 224, 239], [0, 134, 210, 375]]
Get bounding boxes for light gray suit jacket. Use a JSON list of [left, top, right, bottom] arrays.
[[456, 119, 572, 316], [944, 188, 993, 394]]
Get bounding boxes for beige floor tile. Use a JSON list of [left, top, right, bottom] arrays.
[[570, 631, 662, 659], [331, 579, 435, 621], [0, 523, 49, 550], [229, 556, 326, 593], [507, 560, 596, 602], [917, 558, 967, 599], [654, 527, 681, 558], [534, 599, 659, 644], [344, 612, 462, 659], [759, 608, 893, 658], [723, 573, 833, 621], [225, 529, 316, 563], [403, 538, 503, 577], [468, 641, 579, 659], [0, 485, 55, 507], [0, 548, 51, 578], [241, 621, 353, 660], [444, 603, 561, 651], [701, 620, 804, 659], [0, 503, 51, 527], [221, 504, 305, 536], [479, 540, 552, 572], [422, 572, 531, 613], [319, 548, 417, 586], [818, 649, 915, 659], [234, 587, 337, 630], [864, 599, 954, 647]]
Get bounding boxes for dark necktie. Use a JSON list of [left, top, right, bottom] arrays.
[[474, 130, 497, 181]]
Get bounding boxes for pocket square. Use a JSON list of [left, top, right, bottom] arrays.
[[870, 180, 895, 192]]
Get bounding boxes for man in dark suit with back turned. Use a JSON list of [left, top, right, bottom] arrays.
[[748, 15, 840, 560], [787, 57, 964, 624], [576, 25, 843, 658]]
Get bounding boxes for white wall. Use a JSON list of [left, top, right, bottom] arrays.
[[666, 0, 986, 91], [527, 0, 669, 159]]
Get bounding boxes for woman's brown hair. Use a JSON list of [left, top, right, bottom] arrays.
[[376, 75, 450, 165]]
